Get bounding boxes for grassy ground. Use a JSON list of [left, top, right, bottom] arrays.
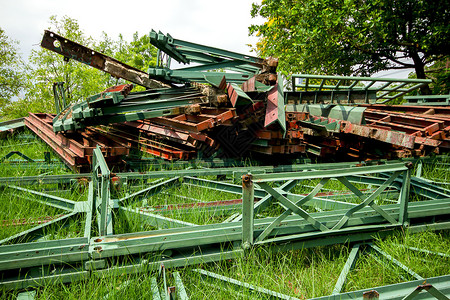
[[1, 130, 449, 299]]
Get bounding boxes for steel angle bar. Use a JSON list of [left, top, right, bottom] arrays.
[[227, 83, 253, 107], [17, 290, 36, 300], [313, 275, 450, 300], [242, 174, 255, 248], [0, 265, 89, 291], [146, 199, 244, 216], [193, 268, 301, 300], [5, 185, 76, 211], [402, 283, 450, 300], [332, 244, 361, 294], [118, 177, 181, 205], [173, 272, 189, 300], [252, 163, 408, 183], [408, 221, 450, 233], [84, 181, 95, 239], [92, 146, 113, 236], [116, 159, 406, 182], [119, 207, 195, 229], [291, 74, 431, 102], [346, 175, 403, 190], [376, 173, 450, 200], [92, 248, 245, 281], [89, 228, 242, 260], [151, 30, 264, 66], [151, 277, 161, 300], [397, 245, 450, 258], [285, 192, 357, 211], [183, 176, 267, 198], [41, 30, 166, 89], [0, 212, 79, 245], [369, 244, 423, 280], [55, 107, 185, 132], [409, 176, 450, 199], [0, 117, 25, 136], [264, 75, 287, 134], [0, 173, 91, 186], [0, 236, 89, 271], [0, 151, 33, 163]]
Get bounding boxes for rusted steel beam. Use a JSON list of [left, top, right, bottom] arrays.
[[40, 30, 167, 89], [251, 144, 306, 155], [151, 108, 237, 133], [91, 126, 195, 161], [360, 104, 450, 115], [25, 113, 129, 171]]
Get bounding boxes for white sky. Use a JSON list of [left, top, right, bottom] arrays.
[[0, 0, 263, 62], [0, 0, 412, 78]]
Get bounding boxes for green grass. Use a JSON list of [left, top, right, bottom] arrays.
[[0, 132, 449, 299]]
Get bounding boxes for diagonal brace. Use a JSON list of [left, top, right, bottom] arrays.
[[258, 182, 329, 236], [332, 172, 400, 230]]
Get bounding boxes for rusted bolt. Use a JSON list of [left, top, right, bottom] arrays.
[[405, 162, 414, 169], [363, 290, 379, 299], [242, 173, 253, 187], [242, 173, 253, 182], [94, 246, 103, 253], [94, 238, 103, 243]]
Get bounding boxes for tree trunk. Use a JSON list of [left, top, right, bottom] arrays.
[[411, 52, 432, 95]]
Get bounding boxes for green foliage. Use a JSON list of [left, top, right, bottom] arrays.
[[0, 27, 25, 110], [249, 0, 450, 88], [426, 59, 450, 95]]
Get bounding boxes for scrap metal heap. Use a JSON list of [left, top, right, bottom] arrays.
[[18, 30, 449, 171]]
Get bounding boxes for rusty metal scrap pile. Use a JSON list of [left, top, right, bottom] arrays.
[[19, 30, 450, 171]]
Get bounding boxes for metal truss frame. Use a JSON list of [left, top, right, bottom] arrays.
[[289, 74, 432, 104], [0, 150, 449, 297]]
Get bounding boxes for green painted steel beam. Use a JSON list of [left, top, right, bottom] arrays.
[[369, 244, 423, 280], [0, 117, 25, 134], [120, 207, 195, 229], [6, 185, 76, 211], [183, 176, 267, 198], [311, 275, 450, 300], [253, 163, 408, 182], [173, 272, 189, 300], [193, 268, 301, 300], [0, 212, 80, 245], [119, 177, 181, 205], [0, 237, 89, 269], [332, 244, 360, 294]]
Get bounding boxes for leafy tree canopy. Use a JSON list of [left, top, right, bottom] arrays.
[[249, 0, 450, 93], [0, 27, 25, 111]]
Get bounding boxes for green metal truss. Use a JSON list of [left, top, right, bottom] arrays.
[[0, 151, 449, 296], [289, 74, 432, 104], [148, 30, 266, 85]]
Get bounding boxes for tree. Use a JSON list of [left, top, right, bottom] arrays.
[[249, 0, 450, 93], [0, 27, 25, 111]]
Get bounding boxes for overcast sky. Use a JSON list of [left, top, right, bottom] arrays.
[[0, 0, 263, 61]]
